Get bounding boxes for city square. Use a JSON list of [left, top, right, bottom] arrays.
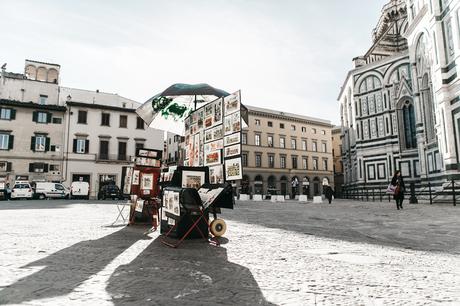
[[0, 199, 459, 305], [2, 0, 460, 304]]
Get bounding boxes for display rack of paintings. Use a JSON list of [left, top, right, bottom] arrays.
[[183, 90, 243, 182]]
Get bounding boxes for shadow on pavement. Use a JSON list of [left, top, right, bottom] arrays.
[[106, 236, 275, 306], [0, 227, 147, 305], [0, 200, 125, 210]]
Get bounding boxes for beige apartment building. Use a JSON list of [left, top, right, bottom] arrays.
[[239, 105, 334, 198]]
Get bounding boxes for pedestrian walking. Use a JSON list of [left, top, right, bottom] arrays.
[[390, 171, 405, 210], [323, 185, 334, 204]]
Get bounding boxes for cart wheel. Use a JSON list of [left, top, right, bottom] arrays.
[[210, 219, 227, 237]]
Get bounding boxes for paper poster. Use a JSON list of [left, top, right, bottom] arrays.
[[224, 144, 240, 158], [224, 133, 240, 146], [225, 157, 243, 180], [135, 199, 144, 212], [141, 173, 154, 190], [204, 139, 224, 153], [224, 112, 241, 135], [132, 170, 140, 185], [182, 170, 205, 189], [209, 165, 224, 184], [224, 91, 240, 115], [205, 150, 221, 166]]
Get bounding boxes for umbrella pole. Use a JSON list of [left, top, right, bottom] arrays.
[[194, 95, 197, 110]]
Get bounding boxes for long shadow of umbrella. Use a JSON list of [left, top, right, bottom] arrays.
[[107, 237, 276, 306], [0, 227, 148, 305]]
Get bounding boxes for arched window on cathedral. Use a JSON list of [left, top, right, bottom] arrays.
[[416, 34, 436, 143], [402, 100, 417, 149]]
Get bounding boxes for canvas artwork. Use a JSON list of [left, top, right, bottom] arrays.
[[182, 170, 205, 189], [172, 192, 180, 215], [197, 109, 204, 129], [205, 150, 221, 166], [224, 144, 240, 158], [193, 134, 200, 167], [135, 199, 144, 212], [204, 139, 224, 153], [224, 133, 240, 146], [225, 157, 243, 180], [209, 165, 224, 184], [184, 117, 190, 134], [132, 170, 140, 185], [214, 99, 222, 124], [141, 173, 154, 190], [191, 111, 198, 124], [205, 125, 223, 143], [224, 91, 240, 115], [123, 167, 133, 194]]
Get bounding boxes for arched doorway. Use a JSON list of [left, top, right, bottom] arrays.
[[267, 175, 276, 195], [280, 176, 288, 196], [254, 175, 263, 194], [313, 177, 320, 196], [241, 175, 250, 194], [302, 176, 310, 196]]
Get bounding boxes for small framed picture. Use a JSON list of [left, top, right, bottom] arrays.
[[224, 144, 241, 158], [205, 150, 222, 166]]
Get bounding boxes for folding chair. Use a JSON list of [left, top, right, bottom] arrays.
[[111, 200, 131, 226], [161, 188, 218, 248]]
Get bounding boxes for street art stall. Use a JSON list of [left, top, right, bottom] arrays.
[[135, 84, 246, 247]]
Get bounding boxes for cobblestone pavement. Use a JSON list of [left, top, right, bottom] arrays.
[[0, 199, 459, 305]]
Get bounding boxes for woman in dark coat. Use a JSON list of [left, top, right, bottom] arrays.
[[324, 185, 334, 204], [391, 170, 405, 210]]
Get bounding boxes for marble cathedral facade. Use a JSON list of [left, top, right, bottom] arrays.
[[339, 0, 460, 195]]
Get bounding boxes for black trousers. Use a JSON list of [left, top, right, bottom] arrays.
[[395, 197, 404, 208]]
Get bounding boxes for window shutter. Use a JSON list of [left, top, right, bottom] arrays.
[[45, 137, 51, 152], [73, 139, 77, 153], [47, 112, 52, 123], [85, 140, 89, 153], [8, 135, 14, 150], [43, 164, 49, 173], [31, 136, 36, 151], [29, 163, 34, 172], [32, 111, 38, 122], [6, 162, 12, 172], [10, 109, 16, 120]]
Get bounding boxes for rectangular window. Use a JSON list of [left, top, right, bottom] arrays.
[[99, 140, 109, 159], [291, 125, 296, 131], [301, 127, 306, 133], [135, 142, 144, 151], [0, 108, 11, 120], [322, 142, 327, 152], [291, 139, 296, 150], [302, 157, 308, 170], [268, 135, 273, 147], [445, 18, 455, 60], [292, 156, 298, 169], [280, 137, 285, 148], [0, 134, 9, 150], [242, 153, 248, 167], [323, 159, 328, 171], [118, 141, 127, 160], [255, 134, 261, 146], [312, 141, 317, 152], [255, 119, 261, 126], [32, 163, 46, 173], [136, 117, 145, 129], [119, 115, 128, 128], [35, 135, 46, 152], [49, 164, 60, 171], [268, 155, 275, 168], [313, 158, 318, 170], [302, 140, 307, 150], [101, 113, 110, 126], [39, 95, 48, 105], [52, 117, 62, 124], [280, 123, 285, 129], [37, 112, 47, 123], [268, 121, 273, 127], [78, 110, 87, 124], [76, 139, 86, 153], [280, 156, 286, 169], [312, 128, 316, 134], [321, 130, 326, 135], [242, 133, 247, 145], [255, 154, 262, 167]]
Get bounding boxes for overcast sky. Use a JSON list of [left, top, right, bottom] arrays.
[[1, 0, 387, 125]]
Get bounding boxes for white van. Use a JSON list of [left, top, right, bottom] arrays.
[[35, 182, 70, 199], [70, 181, 90, 199]]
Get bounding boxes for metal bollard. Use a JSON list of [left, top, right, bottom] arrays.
[[453, 179, 456, 207], [409, 182, 418, 204], [428, 182, 432, 205]]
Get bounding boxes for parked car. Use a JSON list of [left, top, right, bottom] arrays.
[[98, 184, 123, 200], [11, 182, 34, 200], [35, 182, 70, 199], [70, 181, 90, 199]]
